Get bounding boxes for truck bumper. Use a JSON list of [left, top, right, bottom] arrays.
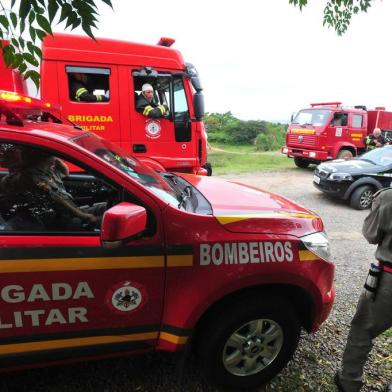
[[313, 178, 351, 199], [281, 146, 329, 161], [311, 286, 336, 332]]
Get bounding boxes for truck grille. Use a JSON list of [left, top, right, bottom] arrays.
[[288, 134, 317, 148]]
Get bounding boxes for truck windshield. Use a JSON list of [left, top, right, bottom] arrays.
[[70, 132, 179, 207], [292, 109, 331, 126]]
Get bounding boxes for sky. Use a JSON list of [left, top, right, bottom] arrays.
[[51, 0, 392, 122]]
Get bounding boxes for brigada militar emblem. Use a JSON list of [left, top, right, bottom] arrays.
[[145, 120, 161, 139], [106, 281, 147, 314]]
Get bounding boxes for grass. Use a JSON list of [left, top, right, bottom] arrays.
[[208, 143, 295, 175]]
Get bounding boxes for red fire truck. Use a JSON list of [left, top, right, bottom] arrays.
[[0, 34, 210, 175], [282, 102, 392, 168], [0, 90, 335, 389]]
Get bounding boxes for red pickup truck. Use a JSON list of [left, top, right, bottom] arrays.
[[0, 90, 335, 389]]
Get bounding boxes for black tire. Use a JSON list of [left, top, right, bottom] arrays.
[[337, 149, 354, 160], [196, 296, 300, 390], [350, 185, 374, 210], [294, 157, 310, 168], [203, 162, 212, 176]]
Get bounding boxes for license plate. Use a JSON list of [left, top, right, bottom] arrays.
[[313, 175, 320, 184]]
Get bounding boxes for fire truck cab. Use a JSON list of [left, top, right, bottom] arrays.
[[282, 102, 392, 168], [0, 34, 209, 176], [0, 91, 335, 390]]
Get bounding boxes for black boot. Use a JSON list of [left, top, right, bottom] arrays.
[[334, 372, 346, 392]]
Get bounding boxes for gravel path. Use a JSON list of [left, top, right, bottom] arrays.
[[221, 168, 391, 392], [1, 168, 391, 392]]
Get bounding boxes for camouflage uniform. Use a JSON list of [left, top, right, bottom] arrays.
[[336, 188, 392, 392]]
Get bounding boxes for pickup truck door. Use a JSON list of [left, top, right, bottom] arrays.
[[0, 143, 165, 370]]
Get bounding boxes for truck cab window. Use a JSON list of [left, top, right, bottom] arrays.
[[352, 114, 363, 128], [0, 142, 120, 234], [133, 76, 171, 113], [66, 66, 110, 103], [331, 113, 348, 127], [173, 78, 189, 114]]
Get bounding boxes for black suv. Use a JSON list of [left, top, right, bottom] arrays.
[[313, 146, 392, 209]]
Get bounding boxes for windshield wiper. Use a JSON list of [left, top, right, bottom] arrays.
[[178, 186, 192, 209], [161, 173, 192, 209]]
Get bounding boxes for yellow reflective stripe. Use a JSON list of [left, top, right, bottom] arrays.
[[216, 212, 318, 225], [159, 332, 188, 345], [0, 332, 159, 355], [75, 87, 88, 99], [96, 95, 102, 102], [290, 129, 315, 134], [143, 105, 154, 116], [0, 256, 165, 273], [167, 255, 193, 267], [158, 105, 165, 115]]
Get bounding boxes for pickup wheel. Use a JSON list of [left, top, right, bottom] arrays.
[[196, 296, 300, 390], [337, 149, 353, 160], [350, 185, 374, 210], [294, 157, 310, 168]]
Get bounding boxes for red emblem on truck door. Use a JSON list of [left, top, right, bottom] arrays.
[[145, 120, 161, 139], [105, 281, 147, 314]]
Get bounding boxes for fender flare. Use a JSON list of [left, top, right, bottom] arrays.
[[343, 176, 383, 200], [332, 142, 357, 158]]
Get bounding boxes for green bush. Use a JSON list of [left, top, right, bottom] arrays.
[[204, 112, 287, 149], [254, 123, 287, 151]]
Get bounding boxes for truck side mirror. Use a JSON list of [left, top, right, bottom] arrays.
[[191, 76, 203, 92], [101, 202, 147, 248], [194, 92, 204, 120]]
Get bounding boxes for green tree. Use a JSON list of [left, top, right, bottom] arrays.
[[0, 0, 112, 88], [204, 111, 238, 132], [227, 120, 266, 144], [289, 0, 374, 35]]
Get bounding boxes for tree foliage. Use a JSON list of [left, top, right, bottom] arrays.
[[205, 112, 287, 151], [289, 0, 374, 35], [0, 0, 112, 88]]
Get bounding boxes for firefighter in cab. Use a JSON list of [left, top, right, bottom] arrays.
[[70, 73, 109, 103], [136, 83, 169, 118]]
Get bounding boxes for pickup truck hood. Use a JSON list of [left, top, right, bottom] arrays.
[[180, 174, 322, 237]]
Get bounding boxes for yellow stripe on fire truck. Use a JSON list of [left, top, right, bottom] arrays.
[[216, 211, 318, 225]]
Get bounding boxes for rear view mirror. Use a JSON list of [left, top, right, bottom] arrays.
[[101, 202, 147, 248], [194, 92, 204, 120]]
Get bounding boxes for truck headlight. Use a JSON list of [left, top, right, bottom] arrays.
[[301, 232, 330, 260], [329, 172, 353, 181]]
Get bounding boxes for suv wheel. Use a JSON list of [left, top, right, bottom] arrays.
[[350, 185, 374, 209], [196, 296, 300, 390], [294, 157, 310, 168]]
